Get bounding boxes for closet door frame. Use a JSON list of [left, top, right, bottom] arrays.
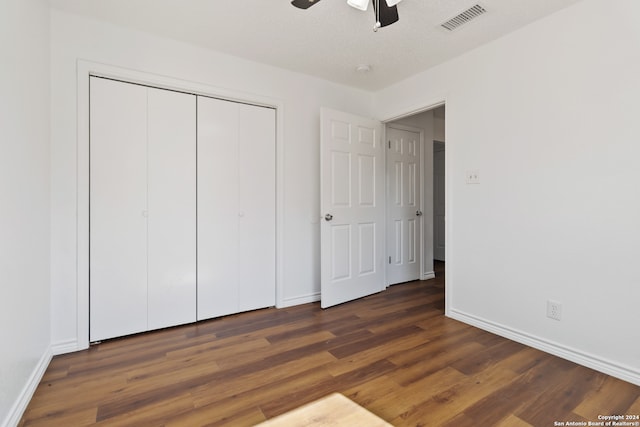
[[76, 60, 284, 350]]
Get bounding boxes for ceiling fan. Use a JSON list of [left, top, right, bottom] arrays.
[[291, 0, 403, 31]]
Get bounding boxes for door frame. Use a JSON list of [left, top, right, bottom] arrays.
[[433, 140, 446, 262], [380, 99, 449, 316], [384, 123, 425, 286], [76, 60, 285, 351]]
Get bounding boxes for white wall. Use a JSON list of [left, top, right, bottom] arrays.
[[0, 0, 51, 425], [389, 110, 436, 278], [49, 10, 373, 349], [374, 0, 640, 384]]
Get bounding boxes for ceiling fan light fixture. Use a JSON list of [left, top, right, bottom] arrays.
[[385, 0, 402, 6], [347, 0, 369, 12]]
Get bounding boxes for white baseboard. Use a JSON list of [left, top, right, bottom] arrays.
[[51, 339, 79, 356], [421, 271, 436, 280], [279, 292, 321, 308], [449, 309, 640, 387], [2, 347, 52, 427]]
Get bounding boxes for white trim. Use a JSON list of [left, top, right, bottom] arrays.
[[281, 292, 321, 308], [443, 106, 451, 317], [2, 348, 52, 427], [420, 271, 435, 280], [381, 100, 446, 125], [275, 106, 285, 310], [76, 59, 285, 350], [51, 339, 79, 356], [450, 309, 640, 387]]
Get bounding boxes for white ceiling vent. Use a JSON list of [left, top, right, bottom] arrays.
[[440, 4, 487, 31]]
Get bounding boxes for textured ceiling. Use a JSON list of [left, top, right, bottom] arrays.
[[49, 0, 583, 91]]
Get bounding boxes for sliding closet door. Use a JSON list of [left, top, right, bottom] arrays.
[[90, 78, 148, 341], [197, 97, 276, 320], [146, 88, 196, 330]]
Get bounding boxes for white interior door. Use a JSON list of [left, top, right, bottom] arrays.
[[320, 108, 385, 308], [386, 126, 421, 285], [146, 87, 197, 330], [433, 141, 445, 261], [90, 77, 148, 341]]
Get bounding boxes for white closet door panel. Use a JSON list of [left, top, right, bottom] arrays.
[[90, 77, 148, 341], [147, 88, 197, 330], [238, 105, 276, 311], [197, 97, 240, 320]]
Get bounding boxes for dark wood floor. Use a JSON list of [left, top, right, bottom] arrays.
[[21, 262, 640, 426]]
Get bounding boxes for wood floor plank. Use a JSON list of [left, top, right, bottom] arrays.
[[165, 334, 270, 360], [516, 365, 602, 426], [163, 404, 266, 427], [494, 414, 534, 427], [343, 375, 403, 409], [258, 362, 384, 419], [195, 367, 337, 421], [21, 262, 640, 426], [190, 351, 338, 409], [329, 325, 423, 360], [627, 396, 640, 418], [388, 340, 485, 386], [391, 364, 520, 426], [22, 373, 130, 420], [95, 394, 195, 426], [368, 367, 469, 421], [326, 328, 432, 376], [19, 407, 98, 427], [265, 314, 360, 342], [572, 374, 640, 420]]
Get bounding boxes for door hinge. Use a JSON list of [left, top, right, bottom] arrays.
[[388, 256, 391, 264], [388, 140, 391, 149]]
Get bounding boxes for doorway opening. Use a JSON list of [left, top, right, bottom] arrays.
[[385, 104, 446, 287]]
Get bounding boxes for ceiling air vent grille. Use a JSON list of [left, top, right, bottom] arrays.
[[441, 4, 486, 31]]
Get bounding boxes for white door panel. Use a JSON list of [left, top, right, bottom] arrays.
[[197, 98, 276, 320], [321, 108, 385, 308], [238, 104, 276, 312], [146, 88, 197, 330], [197, 97, 240, 319], [386, 127, 421, 285], [90, 78, 148, 341]]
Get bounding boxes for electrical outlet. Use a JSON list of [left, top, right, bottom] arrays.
[[547, 300, 562, 321]]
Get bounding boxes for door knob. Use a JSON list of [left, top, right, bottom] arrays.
[[324, 213, 333, 221], [416, 210, 423, 216]]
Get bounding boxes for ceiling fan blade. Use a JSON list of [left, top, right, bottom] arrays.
[[291, 0, 322, 9], [372, 0, 399, 27]]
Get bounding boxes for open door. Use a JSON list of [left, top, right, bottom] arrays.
[[320, 108, 385, 308]]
